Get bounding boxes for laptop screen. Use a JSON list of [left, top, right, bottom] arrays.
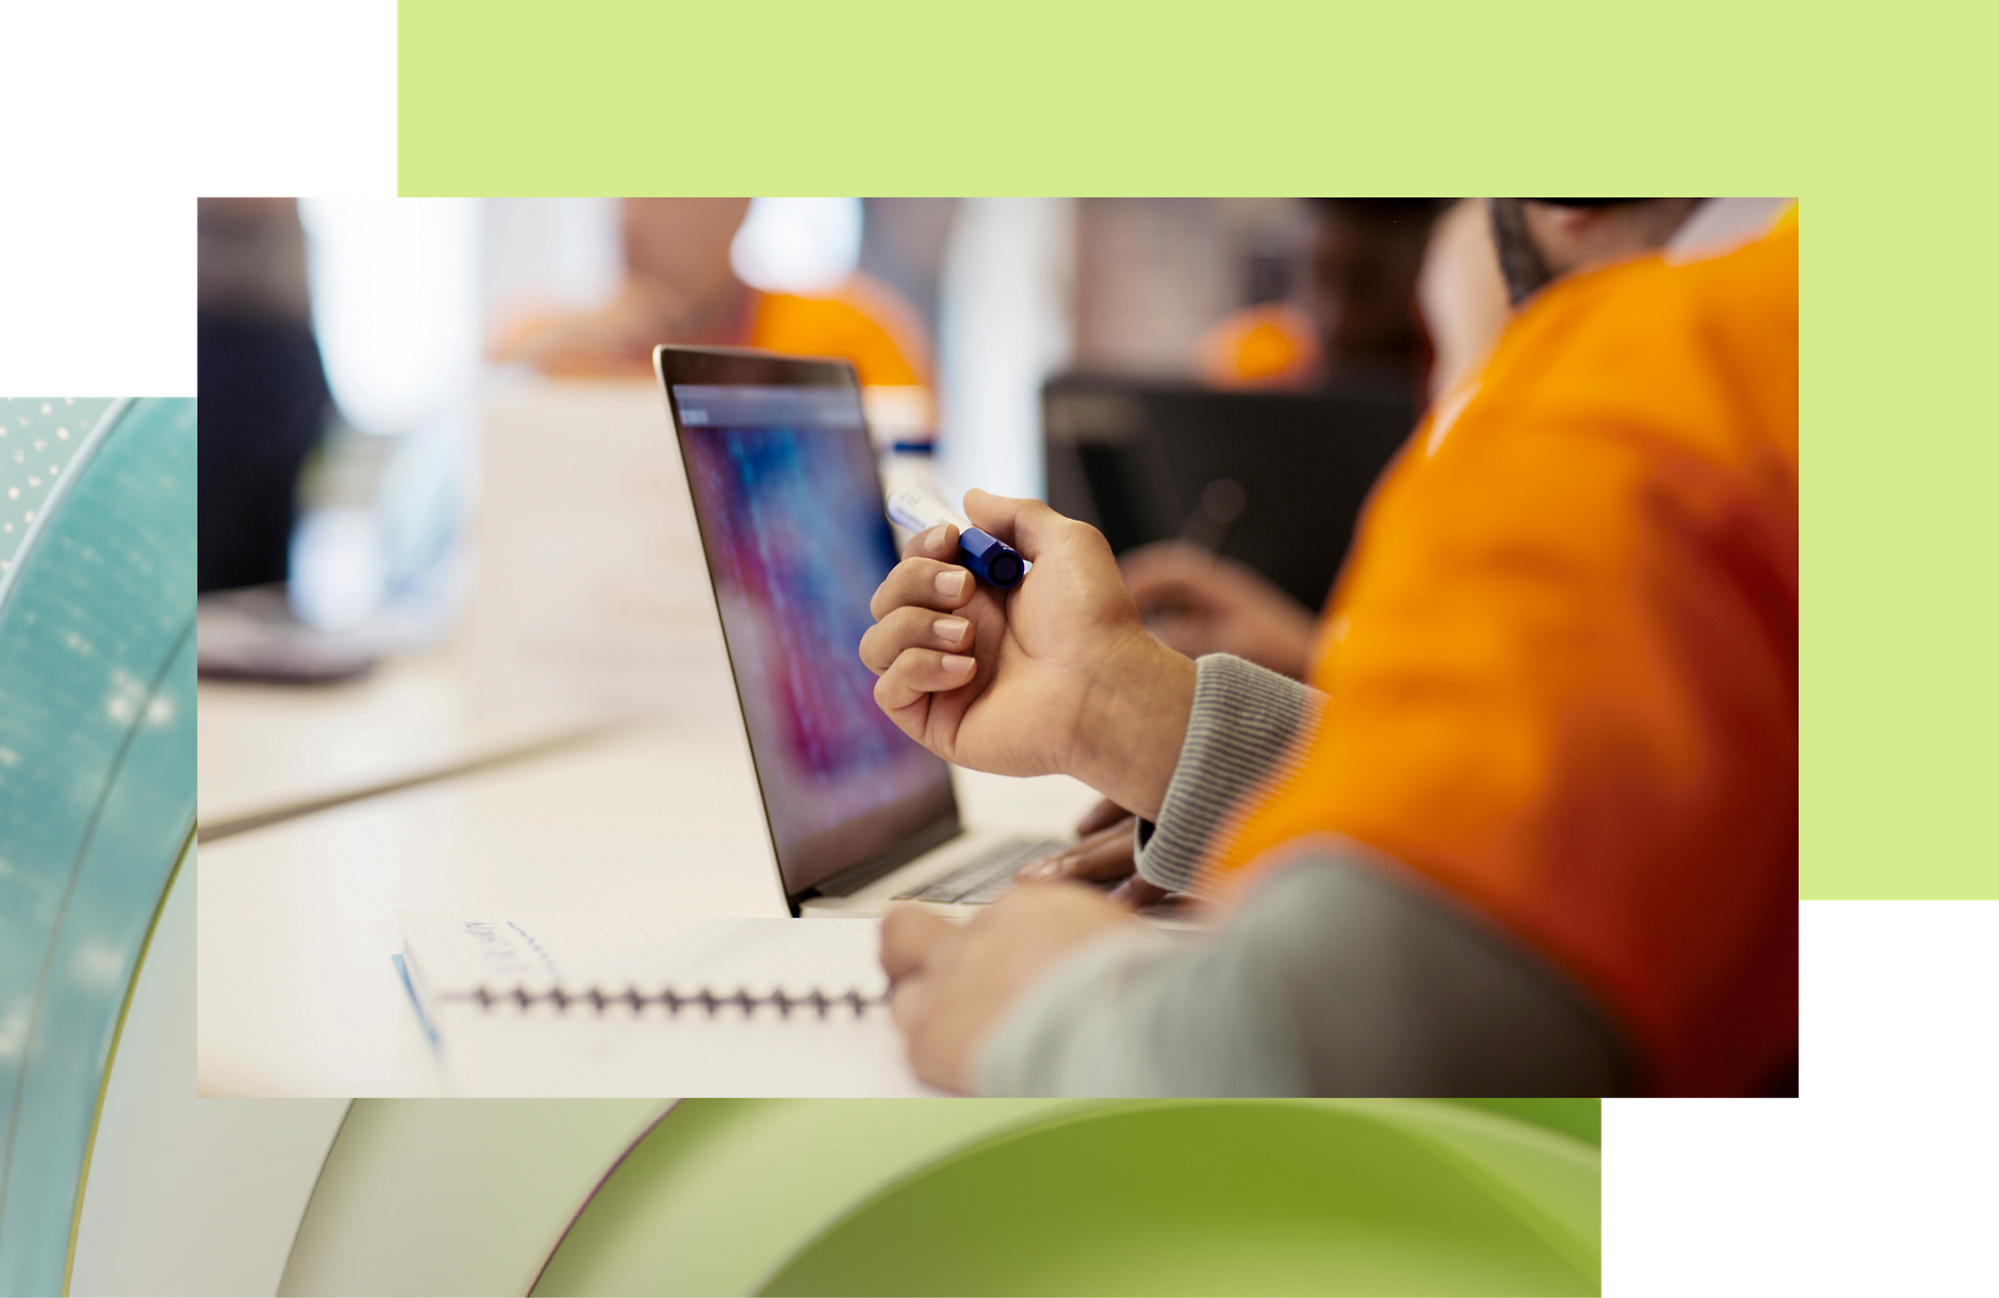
[[665, 363, 956, 899]]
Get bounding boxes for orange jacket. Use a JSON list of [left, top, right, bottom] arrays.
[[1211, 219, 1799, 1096]]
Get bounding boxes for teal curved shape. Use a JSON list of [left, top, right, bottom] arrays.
[[0, 399, 115, 578], [0, 399, 196, 1295]]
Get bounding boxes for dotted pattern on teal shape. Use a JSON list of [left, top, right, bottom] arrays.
[[0, 399, 116, 578]]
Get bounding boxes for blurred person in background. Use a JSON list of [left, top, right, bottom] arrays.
[[494, 198, 932, 389], [1195, 198, 1445, 401], [867, 198, 1797, 1097], [197, 198, 335, 593], [1137, 198, 1511, 684]]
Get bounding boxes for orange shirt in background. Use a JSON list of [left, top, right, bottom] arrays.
[[1211, 221, 1799, 1096], [1193, 302, 1321, 389], [750, 275, 931, 389], [499, 272, 931, 390]]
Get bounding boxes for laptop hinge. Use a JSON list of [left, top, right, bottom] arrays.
[[798, 815, 962, 903]]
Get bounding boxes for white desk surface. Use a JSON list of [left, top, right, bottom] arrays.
[[197, 719, 1101, 1097], [198, 378, 730, 837], [198, 378, 1104, 1095], [197, 645, 624, 836]]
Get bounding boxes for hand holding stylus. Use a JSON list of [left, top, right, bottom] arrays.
[[858, 490, 1195, 823]]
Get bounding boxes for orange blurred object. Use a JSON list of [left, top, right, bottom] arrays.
[[1194, 301, 1319, 390], [750, 275, 930, 388], [498, 273, 929, 389], [1211, 217, 1799, 1097]]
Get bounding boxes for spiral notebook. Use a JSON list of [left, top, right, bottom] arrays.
[[396, 911, 937, 1096]]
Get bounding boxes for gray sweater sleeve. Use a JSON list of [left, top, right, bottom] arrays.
[[1132, 654, 1325, 895], [973, 843, 1635, 1097]]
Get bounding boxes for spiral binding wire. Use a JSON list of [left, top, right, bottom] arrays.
[[443, 985, 890, 1018]]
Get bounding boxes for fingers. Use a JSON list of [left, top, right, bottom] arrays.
[[1015, 820, 1138, 885], [900, 523, 959, 563], [890, 971, 934, 1037], [886, 884, 1140, 1094], [1108, 875, 1171, 909], [880, 904, 958, 982], [873, 649, 977, 713], [866, 527, 981, 698], [1074, 798, 1133, 837], [859, 606, 974, 674], [870, 554, 976, 622], [882, 905, 962, 1089]]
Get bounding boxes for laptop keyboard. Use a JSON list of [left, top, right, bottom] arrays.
[[893, 837, 1068, 905]]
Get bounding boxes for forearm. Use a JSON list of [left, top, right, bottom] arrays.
[[973, 845, 1635, 1098], [1066, 633, 1196, 822]]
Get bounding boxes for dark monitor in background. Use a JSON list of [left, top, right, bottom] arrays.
[[1042, 376, 1418, 611]]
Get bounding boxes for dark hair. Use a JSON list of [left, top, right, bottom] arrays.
[[1488, 198, 1558, 308]]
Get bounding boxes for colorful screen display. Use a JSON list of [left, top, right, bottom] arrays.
[[673, 382, 954, 894]]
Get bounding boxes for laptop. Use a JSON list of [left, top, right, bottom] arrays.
[[654, 345, 1066, 918], [1042, 374, 1418, 610]]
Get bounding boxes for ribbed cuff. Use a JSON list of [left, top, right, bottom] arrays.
[[1132, 654, 1324, 896]]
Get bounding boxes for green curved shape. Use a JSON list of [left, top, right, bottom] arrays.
[[758, 1101, 1597, 1297], [534, 1099, 1090, 1298], [0, 399, 197, 1295], [1444, 1097, 1599, 1146], [536, 1098, 1596, 1298]]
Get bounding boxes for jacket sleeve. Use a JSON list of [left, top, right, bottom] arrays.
[[1131, 654, 1325, 896], [974, 844, 1635, 1097]]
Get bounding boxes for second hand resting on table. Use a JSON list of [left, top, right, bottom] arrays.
[[1015, 797, 1165, 908], [858, 491, 1196, 1092]]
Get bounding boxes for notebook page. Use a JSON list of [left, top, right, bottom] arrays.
[[394, 912, 932, 1096], [397, 911, 888, 1000], [434, 993, 936, 1097]]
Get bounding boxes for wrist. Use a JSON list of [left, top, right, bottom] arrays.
[[1069, 633, 1195, 821]]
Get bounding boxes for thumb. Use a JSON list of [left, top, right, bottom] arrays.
[[963, 489, 1072, 561]]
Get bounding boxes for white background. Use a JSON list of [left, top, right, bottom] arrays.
[[2, 3, 1990, 1293], [0, 2, 394, 393], [1606, 902, 1997, 1294]]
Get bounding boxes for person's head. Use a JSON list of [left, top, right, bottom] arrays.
[[1305, 198, 1445, 366], [621, 197, 755, 321], [1486, 199, 1702, 306]]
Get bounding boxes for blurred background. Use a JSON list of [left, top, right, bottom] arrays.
[[192, 195, 1514, 1096], [195, 195, 1505, 704]]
